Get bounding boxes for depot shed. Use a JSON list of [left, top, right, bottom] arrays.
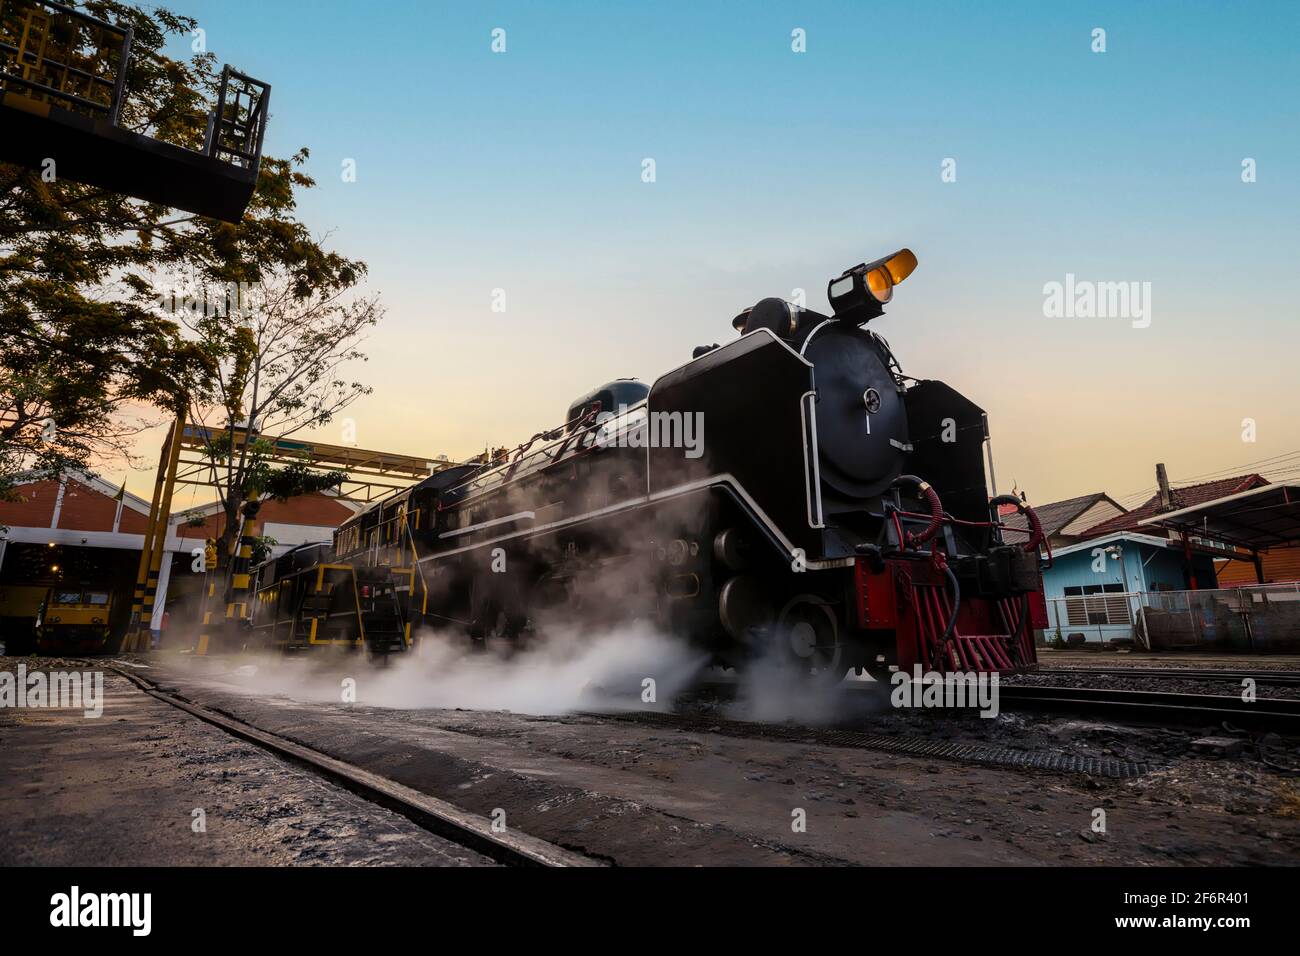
[[0, 471, 359, 651]]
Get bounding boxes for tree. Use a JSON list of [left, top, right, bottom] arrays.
[[1, 1, 218, 494], [1, 2, 365, 501], [162, 264, 380, 567], [0, 283, 213, 498]]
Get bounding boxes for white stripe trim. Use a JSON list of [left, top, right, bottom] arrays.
[[798, 318, 835, 356], [438, 510, 536, 539], [416, 473, 848, 570]]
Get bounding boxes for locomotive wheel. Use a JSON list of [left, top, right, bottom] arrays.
[[862, 660, 896, 683], [526, 570, 574, 631], [471, 607, 527, 655], [366, 647, 395, 667], [774, 596, 846, 685]]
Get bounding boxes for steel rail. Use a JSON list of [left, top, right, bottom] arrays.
[[997, 684, 1300, 732], [694, 673, 1300, 732], [110, 666, 601, 867], [1035, 666, 1300, 688]]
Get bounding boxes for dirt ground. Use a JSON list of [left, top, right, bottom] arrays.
[[3, 653, 1299, 866], [0, 659, 493, 866]]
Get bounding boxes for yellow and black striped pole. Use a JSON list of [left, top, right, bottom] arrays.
[[124, 421, 173, 651], [223, 491, 262, 650], [195, 538, 219, 656], [132, 408, 186, 651]]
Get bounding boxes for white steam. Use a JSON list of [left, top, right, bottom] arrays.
[[726, 655, 889, 725], [185, 621, 709, 716]]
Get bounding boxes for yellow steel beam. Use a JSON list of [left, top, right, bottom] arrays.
[[160, 419, 469, 654], [123, 419, 172, 649], [179, 423, 442, 477], [169, 422, 460, 502], [125, 408, 185, 651], [131, 406, 186, 650]]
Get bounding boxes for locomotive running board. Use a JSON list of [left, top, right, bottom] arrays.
[[439, 510, 536, 539], [416, 472, 855, 572]]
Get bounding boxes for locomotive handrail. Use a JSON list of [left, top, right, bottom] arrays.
[[441, 402, 630, 512], [402, 513, 431, 621], [890, 475, 944, 548], [799, 390, 825, 530], [989, 495, 1052, 568]]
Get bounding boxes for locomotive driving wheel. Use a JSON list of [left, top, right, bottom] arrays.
[[774, 595, 847, 685]]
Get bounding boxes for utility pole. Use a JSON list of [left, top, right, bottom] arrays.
[[1156, 462, 1172, 511], [1156, 462, 1197, 590]]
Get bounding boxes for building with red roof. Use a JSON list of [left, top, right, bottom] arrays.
[[1077, 474, 1268, 539], [1029, 473, 1271, 645]]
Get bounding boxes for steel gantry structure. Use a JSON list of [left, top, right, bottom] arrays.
[[0, 0, 271, 223], [121, 418, 458, 651]]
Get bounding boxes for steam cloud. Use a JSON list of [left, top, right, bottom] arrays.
[[181, 621, 709, 716], [725, 654, 888, 725]]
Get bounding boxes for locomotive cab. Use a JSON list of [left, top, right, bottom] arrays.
[[565, 378, 650, 429]]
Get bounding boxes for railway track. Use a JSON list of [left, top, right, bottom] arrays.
[[1035, 666, 1300, 687], [997, 684, 1300, 731], [692, 673, 1300, 734], [101, 660, 1298, 817], [110, 666, 601, 868]]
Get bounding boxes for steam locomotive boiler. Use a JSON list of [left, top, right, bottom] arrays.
[[255, 249, 1046, 679]]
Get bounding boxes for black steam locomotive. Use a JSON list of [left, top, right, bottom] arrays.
[[248, 250, 1045, 678]]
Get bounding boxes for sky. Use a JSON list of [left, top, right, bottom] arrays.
[[121, 0, 1300, 515]]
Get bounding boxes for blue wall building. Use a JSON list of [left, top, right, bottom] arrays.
[[1040, 533, 1219, 643]]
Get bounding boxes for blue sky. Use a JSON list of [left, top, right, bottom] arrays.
[[142, 0, 1300, 509]]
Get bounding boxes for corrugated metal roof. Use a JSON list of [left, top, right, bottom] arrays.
[[1139, 482, 1300, 551]]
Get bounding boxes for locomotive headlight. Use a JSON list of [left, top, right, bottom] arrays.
[[865, 266, 894, 304], [863, 249, 917, 303], [828, 248, 918, 323], [882, 248, 918, 285]]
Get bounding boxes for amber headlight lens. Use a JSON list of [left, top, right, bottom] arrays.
[[885, 248, 918, 285], [866, 266, 894, 303]]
